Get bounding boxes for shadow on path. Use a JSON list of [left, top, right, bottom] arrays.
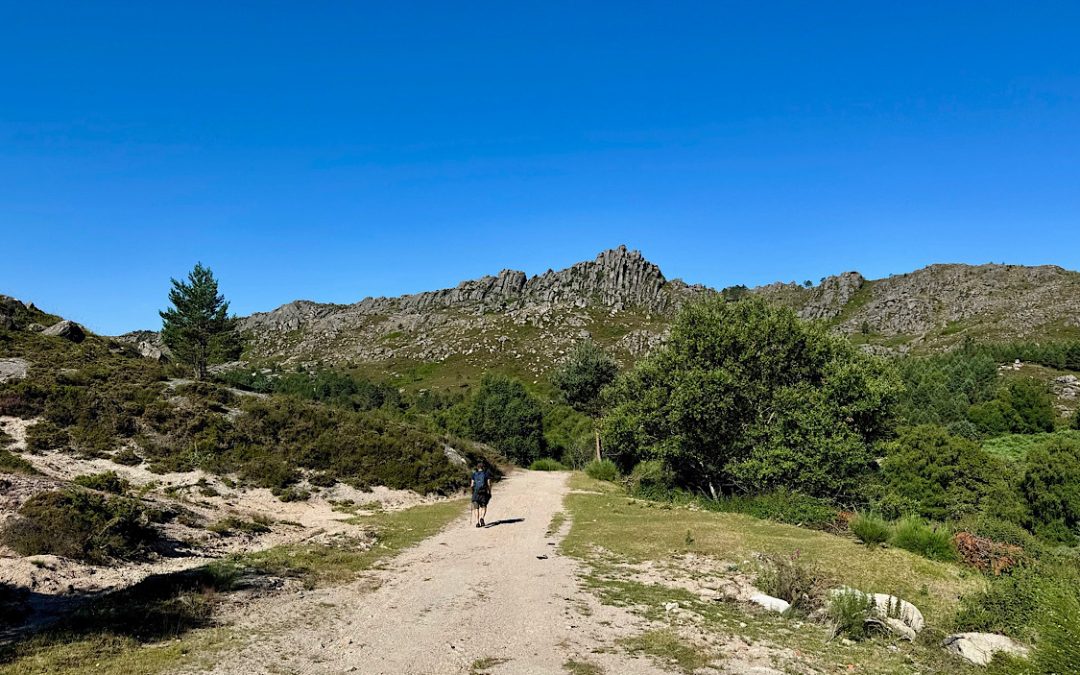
[[483, 518, 524, 528]]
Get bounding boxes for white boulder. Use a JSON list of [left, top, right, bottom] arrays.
[[749, 592, 791, 613], [942, 632, 1029, 666]]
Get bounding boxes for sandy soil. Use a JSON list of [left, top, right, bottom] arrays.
[[175, 471, 675, 675]]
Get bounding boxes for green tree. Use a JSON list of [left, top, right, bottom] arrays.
[[877, 425, 1022, 521], [160, 263, 240, 380], [466, 374, 545, 465], [1003, 378, 1056, 433], [551, 341, 618, 461], [1021, 436, 1080, 543], [601, 297, 899, 499]]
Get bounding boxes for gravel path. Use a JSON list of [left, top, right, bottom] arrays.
[[180, 470, 670, 675]]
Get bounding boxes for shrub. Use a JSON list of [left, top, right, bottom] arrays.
[[600, 297, 899, 499], [112, 447, 143, 466], [25, 420, 68, 451], [628, 460, 676, 500], [890, 516, 959, 562], [585, 459, 620, 482], [850, 512, 891, 547], [1021, 436, 1080, 544], [828, 589, 876, 640], [529, 458, 566, 471], [72, 471, 130, 494], [955, 565, 1042, 639], [0, 448, 37, 474], [755, 551, 824, 614], [718, 490, 838, 528], [1, 489, 157, 563], [878, 425, 1018, 522], [208, 516, 272, 536]]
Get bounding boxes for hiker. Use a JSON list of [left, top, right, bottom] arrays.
[[471, 462, 491, 528]]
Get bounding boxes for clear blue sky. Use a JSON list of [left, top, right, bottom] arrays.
[[2, 2, 1078, 334]]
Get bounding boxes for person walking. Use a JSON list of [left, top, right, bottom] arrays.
[[471, 462, 491, 528]]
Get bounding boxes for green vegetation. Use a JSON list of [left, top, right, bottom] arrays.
[[529, 457, 566, 471], [1, 489, 159, 563], [602, 297, 898, 499], [72, 470, 131, 494], [877, 425, 1020, 522], [1020, 435, 1080, 543], [828, 589, 877, 639], [0, 431, 36, 474], [551, 340, 618, 462], [464, 373, 546, 465], [889, 516, 959, 562], [620, 630, 714, 673], [754, 551, 824, 614], [159, 263, 240, 380], [850, 512, 891, 547], [584, 458, 619, 482], [564, 475, 979, 673]]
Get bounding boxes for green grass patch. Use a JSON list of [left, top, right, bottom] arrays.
[[619, 630, 714, 673], [547, 511, 567, 537], [983, 430, 1080, 461], [564, 474, 977, 626], [564, 475, 981, 674]]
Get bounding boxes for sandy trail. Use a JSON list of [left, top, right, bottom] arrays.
[[181, 470, 669, 675]]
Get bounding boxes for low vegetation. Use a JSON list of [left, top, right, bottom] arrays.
[[1, 489, 160, 563]]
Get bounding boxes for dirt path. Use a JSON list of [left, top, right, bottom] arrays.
[[179, 470, 670, 675]]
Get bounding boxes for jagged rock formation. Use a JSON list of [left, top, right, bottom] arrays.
[[239, 246, 706, 378]]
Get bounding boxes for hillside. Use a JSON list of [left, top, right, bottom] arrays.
[[235, 247, 1080, 387]]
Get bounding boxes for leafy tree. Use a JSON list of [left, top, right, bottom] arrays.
[[1021, 436, 1080, 543], [969, 378, 1056, 436], [551, 341, 618, 461], [895, 345, 998, 431], [466, 373, 545, 465], [160, 263, 240, 380], [877, 425, 1022, 522], [601, 297, 899, 499]]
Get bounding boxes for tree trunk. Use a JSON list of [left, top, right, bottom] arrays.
[[594, 427, 602, 462]]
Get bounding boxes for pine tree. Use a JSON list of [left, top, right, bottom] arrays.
[[160, 263, 240, 379]]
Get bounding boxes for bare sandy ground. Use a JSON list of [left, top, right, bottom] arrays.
[[177, 470, 674, 675]]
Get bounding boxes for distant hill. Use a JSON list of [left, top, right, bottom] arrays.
[[234, 247, 1080, 388]]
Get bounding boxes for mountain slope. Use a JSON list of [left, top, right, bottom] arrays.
[[231, 249, 1080, 386]]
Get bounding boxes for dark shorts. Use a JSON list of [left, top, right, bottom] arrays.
[[472, 490, 490, 507]]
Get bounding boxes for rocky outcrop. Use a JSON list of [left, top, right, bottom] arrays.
[[41, 320, 86, 343], [115, 330, 171, 361], [942, 632, 1029, 666], [829, 587, 925, 641], [238, 246, 705, 372], [0, 358, 29, 383]]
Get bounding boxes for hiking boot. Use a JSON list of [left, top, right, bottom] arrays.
[[480, 518, 485, 527]]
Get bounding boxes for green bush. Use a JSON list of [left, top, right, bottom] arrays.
[[628, 460, 676, 500], [894, 345, 999, 429], [878, 425, 1020, 522], [828, 589, 876, 640], [601, 296, 899, 499], [0, 448, 37, 474], [72, 471, 130, 494], [850, 512, 891, 547], [208, 516, 272, 536], [1, 489, 158, 563], [529, 458, 566, 471], [1021, 436, 1080, 544], [955, 565, 1041, 640], [112, 446, 143, 466], [889, 516, 958, 562], [25, 420, 68, 451], [585, 459, 620, 482], [716, 490, 838, 528]]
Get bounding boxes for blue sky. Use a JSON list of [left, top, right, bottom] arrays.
[[2, 2, 1078, 334]]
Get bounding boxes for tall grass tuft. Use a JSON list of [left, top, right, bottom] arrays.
[[584, 459, 620, 482], [850, 512, 891, 547], [890, 516, 959, 562]]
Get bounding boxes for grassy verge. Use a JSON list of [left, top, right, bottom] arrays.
[[0, 498, 466, 675], [563, 474, 981, 674]]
